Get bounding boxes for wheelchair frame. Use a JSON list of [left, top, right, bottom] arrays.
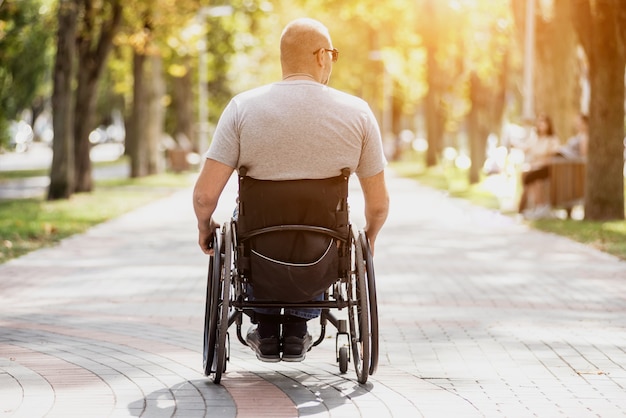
[[202, 170, 378, 384]]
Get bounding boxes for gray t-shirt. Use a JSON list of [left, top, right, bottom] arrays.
[[205, 80, 386, 180]]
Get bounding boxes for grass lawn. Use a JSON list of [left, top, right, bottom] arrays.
[[391, 154, 626, 261], [0, 171, 194, 263], [0, 168, 48, 180], [532, 218, 626, 260]]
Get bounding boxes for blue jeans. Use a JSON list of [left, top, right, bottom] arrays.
[[246, 284, 322, 320]]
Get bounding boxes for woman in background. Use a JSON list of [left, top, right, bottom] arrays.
[[517, 114, 560, 218]]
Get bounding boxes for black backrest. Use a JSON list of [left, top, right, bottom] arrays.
[[235, 167, 351, 302], [237, 167, 350, 241]]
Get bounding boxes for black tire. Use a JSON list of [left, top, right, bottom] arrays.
[[339, 346, 349, 374], [213, 221, 233, 384], [348, 228, 371, 384], [203, 230, 221, 376], [359, 231, 379, 375]]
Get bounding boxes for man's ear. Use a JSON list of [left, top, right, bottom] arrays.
[[314, 49, 324, 67]]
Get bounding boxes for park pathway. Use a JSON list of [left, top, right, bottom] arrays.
[[1, 170, 626, 417]]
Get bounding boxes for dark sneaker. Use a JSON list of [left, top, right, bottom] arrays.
[[282, 332, 313, 362], [246, 326, 280, 363]]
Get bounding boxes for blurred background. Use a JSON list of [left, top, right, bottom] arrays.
[[0, 0, 624, 220]]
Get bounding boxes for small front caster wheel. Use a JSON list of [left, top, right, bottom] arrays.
[[339, 346, 349, 374]]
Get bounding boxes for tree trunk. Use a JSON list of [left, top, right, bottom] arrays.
[[571, 0, 626, 220], [467, 111, 488, 185], [422, 0, 445, 167], [424, 48, 444, 167], [48, 0, 77, 201], [467, 73, 491, 185], [73, 0, 122, 192], [170, 58, 195, 151], [73, 60, 97, 193], [511, 0, 580, 138], [129, 52, 149, 178], [534, 0, 580, 141], [467, 49, 507, 185], [146, 54, 164, 175], [129, 53, 165, 176], [584, 2, 625, 220]]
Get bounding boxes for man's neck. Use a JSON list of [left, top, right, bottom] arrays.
[[282, 72, 318, 82]]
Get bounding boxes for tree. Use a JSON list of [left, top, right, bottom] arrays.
[[463, 1, 511, 184], [0, 0, 53, 148], [73, 0, 123, 192], [420, 0, 448, 167], [152, 0, 272, 156], [120, 0, 201, 176], [128, 40, 165, 177], [48, 0, 122, 199], [167, 56, 194, 150], [571, 0, 626, 220], [467, 66, 507, 184], [48, 0, 77, 200], [511, 0, 580, 140], [535, 0, 580, 140]]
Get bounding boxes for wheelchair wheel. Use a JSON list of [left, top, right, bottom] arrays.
[[359, 231, 379, 375], [203, 229, 221, 376], [213, 221, 233, 384], [348, 228, 371, 384], [339, 346, 349, 374]]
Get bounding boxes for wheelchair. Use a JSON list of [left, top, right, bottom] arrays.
[[202, 167, 378, 384]]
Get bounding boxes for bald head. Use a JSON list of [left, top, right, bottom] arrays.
[[280, 18, 332, 75]]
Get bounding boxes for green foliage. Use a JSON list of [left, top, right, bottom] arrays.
[[91, 0, 520, 156], [0, 0, 54, 147], [202, 0, 278, 124], [106, 0, 275, 134]]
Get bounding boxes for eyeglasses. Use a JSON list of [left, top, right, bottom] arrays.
[[313, 48, 339, 63]]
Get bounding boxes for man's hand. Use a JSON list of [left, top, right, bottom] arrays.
[[199, 218, 221, 255], [363, 227, 377, 256]]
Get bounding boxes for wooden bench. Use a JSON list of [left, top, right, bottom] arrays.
[[548, 158, 586, 218]]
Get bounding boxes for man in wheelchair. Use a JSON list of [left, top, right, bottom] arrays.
[[193, 18, 389, 363]]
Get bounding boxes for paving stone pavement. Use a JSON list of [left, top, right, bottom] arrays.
[[1, 170, 626, 417]]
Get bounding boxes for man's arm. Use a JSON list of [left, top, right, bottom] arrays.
[[193, 158, 235, 254], [358, 170, 389, 255]]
